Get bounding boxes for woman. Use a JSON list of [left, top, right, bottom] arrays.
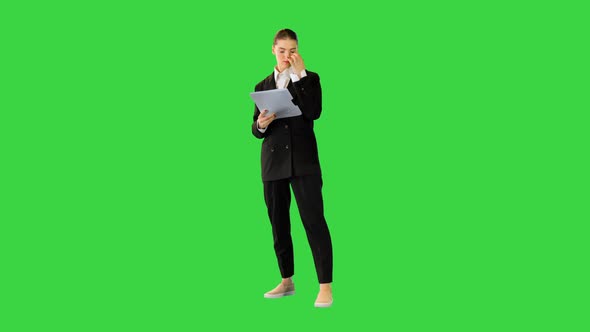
[[251, 28, 333, 308]]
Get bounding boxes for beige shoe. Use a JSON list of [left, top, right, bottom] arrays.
[[264, 282, 295, 298], [314, 288, 333, 308]]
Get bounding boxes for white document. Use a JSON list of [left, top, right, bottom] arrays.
[[250, 88, 302, 119]]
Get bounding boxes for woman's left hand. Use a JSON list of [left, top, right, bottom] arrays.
[[288, 53, 306, 76]]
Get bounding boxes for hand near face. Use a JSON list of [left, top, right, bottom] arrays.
[[288, 53, 306, 75]]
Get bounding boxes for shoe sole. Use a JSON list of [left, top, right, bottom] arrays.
[[314, 301, 333, 308], [264, 291, 295, 299]]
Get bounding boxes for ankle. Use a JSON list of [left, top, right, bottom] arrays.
[[281, 277, 293, 285]]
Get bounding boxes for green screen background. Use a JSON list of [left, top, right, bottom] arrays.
[[1, 1, 587, 331]]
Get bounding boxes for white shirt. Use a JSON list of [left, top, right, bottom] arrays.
[[257, 67, 308, 133], [275, 66, 307, 89]]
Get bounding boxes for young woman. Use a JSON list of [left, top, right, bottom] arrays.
[[251, 28, 333, 308]]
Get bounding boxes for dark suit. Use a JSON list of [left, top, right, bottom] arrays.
[[252, 70, 333, 283]]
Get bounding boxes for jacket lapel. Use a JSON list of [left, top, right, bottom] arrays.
[[264, 73, 275, 90], [286, 78, 299, 105]]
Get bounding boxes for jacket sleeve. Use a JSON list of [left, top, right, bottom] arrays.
[[292, 72, 322, 121]]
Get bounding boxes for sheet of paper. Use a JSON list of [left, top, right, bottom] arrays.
[[250, 88, 302, 119]]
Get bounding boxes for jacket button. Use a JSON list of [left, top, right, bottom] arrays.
[[285, 145, 289, 149], [271, 148, 275, 152], [285, 124, 289, 128]]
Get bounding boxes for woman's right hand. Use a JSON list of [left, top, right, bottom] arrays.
[[257, 109, 276, 129]]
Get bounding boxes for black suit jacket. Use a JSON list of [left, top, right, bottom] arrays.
[[252, 70, 323, 181]]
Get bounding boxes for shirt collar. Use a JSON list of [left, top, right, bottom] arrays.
[[274, 66, 293, 82]]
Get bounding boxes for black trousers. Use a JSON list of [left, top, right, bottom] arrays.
[[263, 175, 333, 283]]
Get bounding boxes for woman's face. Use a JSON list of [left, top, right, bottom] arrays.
[[272, 38, 298, 72]]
